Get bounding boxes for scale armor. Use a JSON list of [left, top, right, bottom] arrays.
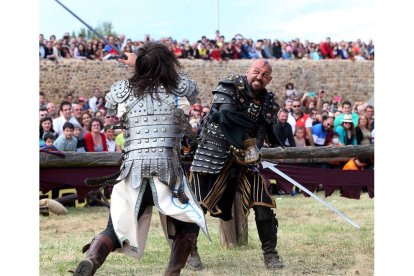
[[105, 74, 198, 189], [190, 74, 279, 174]]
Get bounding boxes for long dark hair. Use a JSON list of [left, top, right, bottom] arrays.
[[128, 42, 181, 98]]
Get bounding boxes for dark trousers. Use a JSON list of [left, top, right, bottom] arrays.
[[193, 171, 279, 254]]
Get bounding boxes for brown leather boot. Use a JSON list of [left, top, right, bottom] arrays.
[[164, 232, 196, 276], [72, 234, 114, 276], [186, 238, 202, 270]]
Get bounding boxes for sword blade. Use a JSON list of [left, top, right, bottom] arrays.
[[261, 161, 360, 229], [54, 0, 122, 55]]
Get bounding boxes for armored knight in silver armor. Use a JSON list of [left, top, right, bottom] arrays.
[[73, 42, 208, 276], [187, 59, 285, 271], [105, 75, 197, 199]]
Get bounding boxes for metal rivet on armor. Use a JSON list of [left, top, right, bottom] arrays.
[[221, 97, 225, 101], [214, 95, 217, 100], [154, 129, 158, 132], [161, 138, 165, 141], [135, 119, 138, 123], [145, 149, 149, 152], [158, 102, 162, 106], [159, 148, 163, 152], [144, 129, 149, 133], [152, 148, 156, 152], [139, 103, 143, 107], [162, 117, 166, 120], [136, 130, 140, 134], [138, 149, 142, 153], [153, 138, 157, 142], [153, 117, 157, 121], [162, 128, 166, 132], [223, 88, 226, 91], [143, 117, 148, 122], [137, 139, 141, 144]]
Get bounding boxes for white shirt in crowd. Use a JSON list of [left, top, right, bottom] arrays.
[[52, 116, 81, 137]]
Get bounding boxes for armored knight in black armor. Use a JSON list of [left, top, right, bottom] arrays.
[[188, 59, 285, 270]]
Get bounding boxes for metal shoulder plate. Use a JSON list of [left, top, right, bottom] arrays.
[[105, 80, 131, 106], [171, 73, 199, 105], [211, 75, 243, 104], [220, 74, 245, 92], [261, 91, 280, 124]]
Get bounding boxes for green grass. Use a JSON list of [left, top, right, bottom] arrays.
[[40, 191, 374, 276]]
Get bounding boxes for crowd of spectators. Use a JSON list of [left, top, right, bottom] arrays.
[[39, 31, 374, 62], [39, 81, 375, 168], [39, 30, 374, 172]]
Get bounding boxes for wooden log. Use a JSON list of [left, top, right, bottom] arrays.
[[40, 145, 374, 168], [261, 144, 374, 160], [40, 152, 122, 168]]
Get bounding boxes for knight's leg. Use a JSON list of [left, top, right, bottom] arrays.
[[73, 215, 121, 276], [253, 205, 284, 270], [164, 218, 198, 276]]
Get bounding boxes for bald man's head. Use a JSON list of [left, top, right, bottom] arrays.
[[246, 59, 273, 92]]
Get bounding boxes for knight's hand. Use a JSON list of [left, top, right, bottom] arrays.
[[230, 138, 262, 165], [118, 52, 137, 67], [243, 138, 262, 164]]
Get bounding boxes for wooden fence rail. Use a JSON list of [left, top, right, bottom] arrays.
[[40, 144, 374, 167]]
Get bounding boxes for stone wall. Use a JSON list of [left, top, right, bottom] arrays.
[[39, 59, 374, 106]]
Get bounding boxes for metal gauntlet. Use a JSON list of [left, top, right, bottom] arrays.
[[230, 138, 262, 165]]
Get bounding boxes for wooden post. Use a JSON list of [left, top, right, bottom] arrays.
[[219, 193, 248, 248], [234, 193, 248, 246], [219, 203, 237, 249]]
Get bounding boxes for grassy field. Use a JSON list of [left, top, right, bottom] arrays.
[[39, 191, 374, 276]]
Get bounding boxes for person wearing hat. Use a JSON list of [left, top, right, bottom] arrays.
[[334, 114, 357, 145]]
